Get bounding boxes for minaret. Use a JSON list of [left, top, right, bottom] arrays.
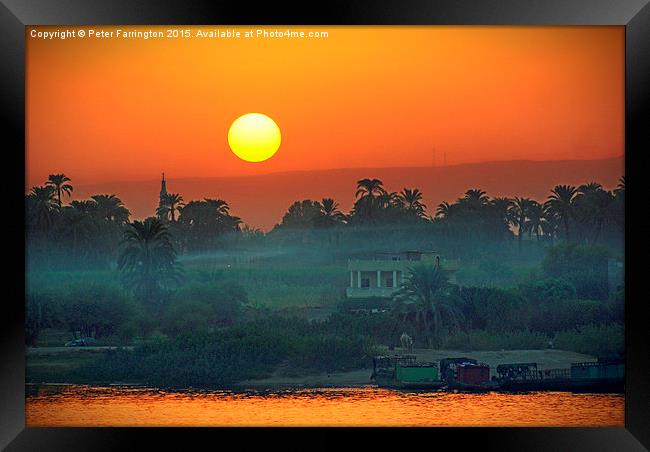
[[159, 172, 167, 207]]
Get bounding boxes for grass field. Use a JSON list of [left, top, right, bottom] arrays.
[[27, 259, 350, 311]]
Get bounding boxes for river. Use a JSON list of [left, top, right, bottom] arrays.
[[25, 384, 624, 427]]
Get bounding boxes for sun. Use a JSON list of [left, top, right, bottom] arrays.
[[228, 113, 281, 163]]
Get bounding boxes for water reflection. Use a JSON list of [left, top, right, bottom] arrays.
[[26, 384, 624, 427]]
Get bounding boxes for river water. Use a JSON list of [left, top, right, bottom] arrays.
[[25, 385, 624, 427]]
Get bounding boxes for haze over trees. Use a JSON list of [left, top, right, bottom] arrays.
[[25, 171, 624, 386]]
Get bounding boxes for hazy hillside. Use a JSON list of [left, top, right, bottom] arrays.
[[73, 157, 624, 230]]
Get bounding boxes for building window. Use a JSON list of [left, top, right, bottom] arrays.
[[386, 279, 393, 288], [361, 278, 370, 288]]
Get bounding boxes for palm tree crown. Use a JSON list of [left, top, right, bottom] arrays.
[[399, 188, 427, 217], [46, 174, 73, 208], [545, 184, 578, 240], [117, 217, 182, 305], [393, 264, 463, 347], [157, 193, 185, 222], [91, 194, 130, 223]]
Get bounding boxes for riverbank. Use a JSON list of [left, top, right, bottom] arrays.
[[239, 348, 595, 388], [26, 346, 597, 388]]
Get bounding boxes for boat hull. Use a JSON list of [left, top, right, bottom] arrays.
[[498, 377, 624, 393], [446, 381, 501, 392], [375, 376, 445, 390]]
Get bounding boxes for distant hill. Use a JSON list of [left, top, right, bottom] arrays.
[[73, 157, 624, 231]]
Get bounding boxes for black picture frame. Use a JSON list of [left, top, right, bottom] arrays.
[[2, 0, 649, 449]]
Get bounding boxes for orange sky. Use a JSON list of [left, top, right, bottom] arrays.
[[26, 26, 623, 188]]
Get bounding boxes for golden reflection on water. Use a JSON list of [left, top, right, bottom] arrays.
[[26, 385, 624, 427]]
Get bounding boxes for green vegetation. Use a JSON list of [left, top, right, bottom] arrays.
[[554, 324, 624, 358], [542, 242, 610, 299], [25, 173, 625, 388], [72, 316, 378, 387], [118, 217, 183, 308]]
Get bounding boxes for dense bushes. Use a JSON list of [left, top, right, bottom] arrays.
[[79, 315, 378, 387], [26, 283, 136, 345], [455, 257, 533, 288], [542, 243, 610, 299], [441, 324, 623, 358], [553, 323, 624, 358], [161, 282, 247, 335], [460, 287, 528, 332], [27, 239, 624, 387], [26, 280, 250, 345]]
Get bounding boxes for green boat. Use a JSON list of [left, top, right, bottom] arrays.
[[371, 355, 445, 389]]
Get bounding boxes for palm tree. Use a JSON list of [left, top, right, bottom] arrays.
[[355, 178, 386, 200], [615, 176, 625, 196], [545, 185, 578, 241], [484, 197, 514, 242], [318, 198, 345, 226], [590, 189, 615, 244], [376, 191, 402, 209], [490, 197, 514, 220], [69, 200, 97, 215], [26, 186, 57, 232], [59, 204, 98, 258], [509, 197, 534, 250], [177, 199, 241, 250], [205, 198, 231, 217], [575, 185, 614, 244], [435, 201, 455, 219], [461, 188, 490, 210], [399, 188, 427, 218], [118, 217, 182, 306], [524, 201, 548, 241], [612, 176, 625, 228], [91, 194, 130, 223], [354, 178, 386, 222], [393, 264, 463, 348], [46, 174, 73, 208], [316, 198, 345, 246], [573, 183, 612, 244], [578, 182, 603, 194], [157, 193, 184, 222]]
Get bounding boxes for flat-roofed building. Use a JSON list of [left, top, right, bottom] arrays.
[[346, 251, 459, 299]]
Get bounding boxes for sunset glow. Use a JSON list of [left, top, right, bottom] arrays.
[[26, 26, 624, 188]]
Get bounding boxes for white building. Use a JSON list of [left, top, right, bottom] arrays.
[[346, 251, 459, 298]]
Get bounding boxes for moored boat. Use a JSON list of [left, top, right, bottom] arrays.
[[440, 357, 500, 391], [371, 355, 445, 389], [496, 359, 624, 393]]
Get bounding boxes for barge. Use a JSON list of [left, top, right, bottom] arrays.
[[371, 355, 445, 389], [371, 355, 624, 393], [496, 359, 624, 393], [440, 357, 500, 391]]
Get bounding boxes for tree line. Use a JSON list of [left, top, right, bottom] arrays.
[[27, 173, 625, 256], [26, 174, 243, 270], [26, 172, 624, 308], [273, 177, 625, 249]]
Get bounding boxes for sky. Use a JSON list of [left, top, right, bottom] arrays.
[[26, 26, 623, 189]]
